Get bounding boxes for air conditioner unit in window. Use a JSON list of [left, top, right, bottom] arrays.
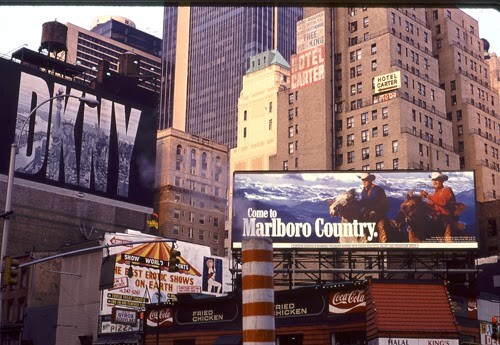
[[439, 129, 442, 133]]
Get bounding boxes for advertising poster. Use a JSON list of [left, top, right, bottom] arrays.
[[291, 11, 326, 90], [100, 232, 231, 330], [0, 58, 157, 207], [232, 171, 477, 249]]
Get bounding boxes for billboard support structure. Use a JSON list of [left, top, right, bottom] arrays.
[[231, 248, 478, 289]]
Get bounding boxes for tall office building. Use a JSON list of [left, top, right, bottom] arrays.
[[63, 19, 162, 92], [269, 7, 460, 173], [427, 8, 499, 202], [159, 6, 303, 148]]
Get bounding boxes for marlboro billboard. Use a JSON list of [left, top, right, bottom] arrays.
[[231, 171, 477, 250]]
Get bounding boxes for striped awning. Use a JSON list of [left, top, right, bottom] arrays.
[[117, 242, 201, 276]]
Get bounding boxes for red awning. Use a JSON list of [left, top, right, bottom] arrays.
[[366, 280, 459, 340]]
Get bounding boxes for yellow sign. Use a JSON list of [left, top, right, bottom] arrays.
[[374, 71, 401, 94]]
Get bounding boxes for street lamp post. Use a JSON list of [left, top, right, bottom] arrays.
[[0, 94, 99, 324]]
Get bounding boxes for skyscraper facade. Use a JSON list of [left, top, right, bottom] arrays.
[[159, 6, 303, 148]]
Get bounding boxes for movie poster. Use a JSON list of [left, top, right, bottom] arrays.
[[232, 171, 477, 249]]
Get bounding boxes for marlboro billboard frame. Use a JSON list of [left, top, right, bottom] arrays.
[[231, 171, 478, 250]]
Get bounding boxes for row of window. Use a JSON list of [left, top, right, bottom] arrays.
[[175, 145, 222, 180], [337, 107, 389, 131], [172, 225, 220, 244], [174, 176, 222, 197], [337, 126, 391, 148], [173, 193, 223, 212], [173, 209, 220, 228], [390, 11, 431, 46]]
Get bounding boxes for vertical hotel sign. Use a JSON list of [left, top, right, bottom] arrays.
[[291, 11, 325, 90]]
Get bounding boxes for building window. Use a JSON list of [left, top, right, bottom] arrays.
[[288, 109, 294, 120], [283, 160, 289, 170], [175, 176, 181, 186], [189, 212, 195, 223], [199, 215, 205, 225], [371, 109, 378, 120], [450, 80, 456, 91], [269, 102, 272, 112], [243, 127, 247, 138], [244, 110, 247, 120], [392, 140, 398, 153], [351, 84, 356, 95], [382, 107, 388, 119], [445, 154, 449, 166], [349, 21, 358, 32], [174, 209, 180, 219], [347, 151, 355, 163], [372, 127, 378, 137], [288, 126, 294, 138], [362, 147, 369, 160], [347, 116, 354, 129], [336, 154, 343, 166], [436, 24, 441, 34], [173, 225, 179, 235], [336, 136, 343, 148], [175, 160, 181, 171], [361, 130, 369, 142], [364, 17, 369, 28], [393, 158, 399, 169], [288, 142, 294, 154], [375, 162, 384, 170], [458, 125, 463, 136], [383, 124, 389, 136], [199, 230, 204, 240], [347, 134, 355, 146], [361, 112, 368, 125], [356, 65, 362, 76], [288, 93, 294, 104], [371, 60, 377, 71], [357, 82, 362, 94], [371, 43, 377, 54], [375, 144, 383, 156], [176, 144, 182, 155]]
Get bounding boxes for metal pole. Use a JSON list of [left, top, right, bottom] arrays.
[[0, 143, 17, 324], [156, 266, 160, 345]]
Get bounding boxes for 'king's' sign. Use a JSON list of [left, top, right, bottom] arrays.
[[0, 59, 157, 207]]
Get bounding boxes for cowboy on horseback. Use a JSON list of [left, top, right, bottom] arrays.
[[420, 172, 465, 242], [358, 173, 390, 242]]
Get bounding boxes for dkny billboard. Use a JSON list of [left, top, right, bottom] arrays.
[[0, 58, 157, 207]]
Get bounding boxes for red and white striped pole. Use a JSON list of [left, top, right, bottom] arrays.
[[242, 237, 275, 345]]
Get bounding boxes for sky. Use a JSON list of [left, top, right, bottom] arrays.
[[0, 6, 498, 57]]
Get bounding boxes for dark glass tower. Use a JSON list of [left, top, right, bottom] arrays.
[[159, 6, 303, 148]]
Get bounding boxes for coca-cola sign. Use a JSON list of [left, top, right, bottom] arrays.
[[146, 307, 173, 327], [329, 289, 366, 314]]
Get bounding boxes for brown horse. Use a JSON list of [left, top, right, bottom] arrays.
[[396, 191, 466, 242], [328, 189, 405, 243]]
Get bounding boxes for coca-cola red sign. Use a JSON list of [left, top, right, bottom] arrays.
[[146, 307, 173, 327], [329, 289, 366, 314]]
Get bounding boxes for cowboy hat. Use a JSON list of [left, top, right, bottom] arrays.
[[358, 172, 376, 181], [430, 172, 448, 181]]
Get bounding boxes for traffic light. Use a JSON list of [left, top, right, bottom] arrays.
[[2, 256, 20, 287], [492, 316, 499, 340], [168, 248, 181, 273]]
